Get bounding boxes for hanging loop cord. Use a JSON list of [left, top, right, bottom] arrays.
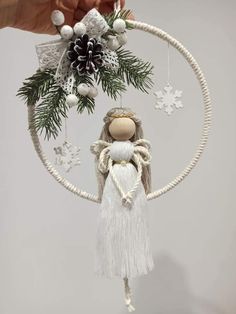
[[28, 20, 211, 203]]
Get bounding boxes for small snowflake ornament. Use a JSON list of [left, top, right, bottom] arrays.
[[154, 83, 183, 115], [54, 141, 81, 172]]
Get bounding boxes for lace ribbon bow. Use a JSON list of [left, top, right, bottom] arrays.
[[35, 9, 119, 94], [91, 139, 151, 206]]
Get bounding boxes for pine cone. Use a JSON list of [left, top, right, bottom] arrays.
[[67, 34, 104, 75]]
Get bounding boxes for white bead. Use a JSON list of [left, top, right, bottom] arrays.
[[88, 87, 98, 98], [107, 38, 120, 51], [60, 25, 73, 40], [113, 18, 126, 33], [66, 94, 78, 108], [74, 22, 86, 36], [117, 32, 128, 45], [51, 10, 65, 26], [77, 83, 90, 96]]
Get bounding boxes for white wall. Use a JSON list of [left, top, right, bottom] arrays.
[[0, 0, 235, 313]]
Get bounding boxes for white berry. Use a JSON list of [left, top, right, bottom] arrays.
[[51, 10, 65, 26], [77, 83, 90, 96], [113, 18, 126, 33], [66, 94, 78, 108], [117, 32, 128, 45], [88, 87, 98, 98], [107, 38, 120, 51], [60, 25, 73, 40], [74, 22, 86, 36]]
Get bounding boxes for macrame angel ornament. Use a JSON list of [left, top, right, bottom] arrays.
[[18, 2, 212, 312], [91, 107, 154, 311]]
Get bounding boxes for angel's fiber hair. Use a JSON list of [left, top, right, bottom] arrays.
[[96, 107, 151, 197]]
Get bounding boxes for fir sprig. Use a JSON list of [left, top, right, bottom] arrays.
[[17, 69, 97, 139], [17, 69, 55, 106], [17, 69, 67, 139], [77, 95, 95, 114], [116, 49, 154, 93], [95, 67, 126, 100], [34, 86, 67, 140]]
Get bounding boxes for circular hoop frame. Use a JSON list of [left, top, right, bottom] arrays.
[[28, 21, 212, 203]]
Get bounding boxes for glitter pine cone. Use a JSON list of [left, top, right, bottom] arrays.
[[67, 34, 104, 75]]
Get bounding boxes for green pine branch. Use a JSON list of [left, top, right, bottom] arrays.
[[17, 69, 97, 139], [95, 67, 126, 100], [34, 86, 67, 140], [17, 69, 55, 106], [17, 69, 67, 140], [116, 49, 154, 93], [77, 95, 95, 114]]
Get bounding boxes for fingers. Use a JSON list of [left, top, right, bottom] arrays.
[[56, 0, 133, 34], [76, 0, 126, 19], [55, 0, 80, 26], [98, 0, 126, 12], [78, 0, 125, 12]]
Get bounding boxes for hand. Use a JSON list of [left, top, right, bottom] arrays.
[[1, 0, 126, 34]]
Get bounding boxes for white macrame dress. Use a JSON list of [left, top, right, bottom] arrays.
[[95, 141, 154, 278]]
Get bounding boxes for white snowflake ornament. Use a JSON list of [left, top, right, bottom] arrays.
[[154, 83, 183, 115], [54, 141, 81, 172]]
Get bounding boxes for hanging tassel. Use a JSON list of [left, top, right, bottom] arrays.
[[124, 278, 135, 312]]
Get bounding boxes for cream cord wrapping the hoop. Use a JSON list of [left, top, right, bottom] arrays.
[[28, 22, 212, 202]]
